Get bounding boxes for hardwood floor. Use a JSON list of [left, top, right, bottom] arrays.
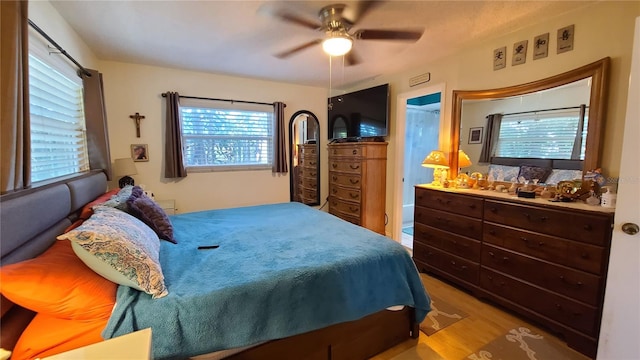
[[371, 272, 592, 360]]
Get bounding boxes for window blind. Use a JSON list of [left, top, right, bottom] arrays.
[[495, 110, 587, 159], [29, 54, 89, 182], [180, 106, 273, 169]]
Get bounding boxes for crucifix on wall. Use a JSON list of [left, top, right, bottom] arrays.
[[129, 112, 145, 137]]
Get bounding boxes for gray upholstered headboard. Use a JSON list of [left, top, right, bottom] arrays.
[[0, 171, 108, 266], [0, 171, 108, 349]]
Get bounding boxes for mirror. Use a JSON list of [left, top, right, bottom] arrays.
[[289, 110, 320, 206], [450, 57, 610, 181]]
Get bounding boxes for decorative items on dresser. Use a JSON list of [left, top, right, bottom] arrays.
[[296, 144, 319, 205], [413, 185, 614, 358], [328, 142, 388, 235]]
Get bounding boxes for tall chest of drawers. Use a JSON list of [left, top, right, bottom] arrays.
[[328, 142, 387, 234], [297, 144, 319, 205], [413, 186, 614, 358]]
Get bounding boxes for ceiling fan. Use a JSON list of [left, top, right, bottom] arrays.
[[267, 1, 424, 65]]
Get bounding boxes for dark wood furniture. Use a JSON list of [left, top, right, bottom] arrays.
[[297, 144, 319, 205], [328, 142, 388, 235], [413, 185, 614, 358]]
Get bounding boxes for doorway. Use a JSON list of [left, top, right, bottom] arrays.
[[393, 84, 446, 249]]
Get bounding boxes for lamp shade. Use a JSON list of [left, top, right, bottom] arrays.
[[322, 35, 353, 56], [113, 158, 137, 177], [458, 149, 473, 168], [422, 150, 449, 168]]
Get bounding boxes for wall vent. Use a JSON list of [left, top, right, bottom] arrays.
[[409, 72, 431, 87]]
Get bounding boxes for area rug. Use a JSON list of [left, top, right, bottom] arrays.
[[390, 343, 446, 360], [466, 327, 590, 360], [419, 295, 468, 336]]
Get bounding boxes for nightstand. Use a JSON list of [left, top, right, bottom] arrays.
[[156, 199, 176, 215], [43, 328, 151, 359]]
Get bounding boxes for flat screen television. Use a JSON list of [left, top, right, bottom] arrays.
[[328, 83, 389, 141]]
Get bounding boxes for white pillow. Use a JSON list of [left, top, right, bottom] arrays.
[[58, 206, 168, 299]]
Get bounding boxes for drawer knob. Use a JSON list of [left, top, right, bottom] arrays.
[[490, 207, 497, 213], [309, 161, 316, 166], [559, 275, 584, 287], [332, 163, 337, 168], [349, 193, 359, 199], [584, 224, 593, 231], [349, 179, 360, 185], [352, 149, 357, 155], [349, 206, 358, 213], [350, 164, 360, 170], [540, 216, 548, 221], [332, 176, 337, 181], [469, 204, 476, 209], [488, 230, 496, 235], [523, 213, 531, 219], [332, 188, 337, 194]]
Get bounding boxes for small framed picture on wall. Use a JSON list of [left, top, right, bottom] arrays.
[[468, 127, 483, 144], [131, 144, 149, 162]]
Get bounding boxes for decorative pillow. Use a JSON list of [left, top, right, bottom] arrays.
[[0, 240, 116, 320], [79, 188, 121, 220], [101, 185, 134, 211], [12, 313, 107, 360], [127, 187, 176, 244], [57, 206, 168, 299], [487, 164, 519, 182], [545, 169, 583, 185], [518, 165, 552, 183]]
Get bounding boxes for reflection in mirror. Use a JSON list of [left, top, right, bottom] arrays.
[[289, 110, 320, 206], [450, 57, 609, 184]]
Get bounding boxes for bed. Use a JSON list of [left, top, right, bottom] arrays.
[[0, 171, 430, 360]]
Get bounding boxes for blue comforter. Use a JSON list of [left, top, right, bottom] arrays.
[[103, 202, 430, 359]]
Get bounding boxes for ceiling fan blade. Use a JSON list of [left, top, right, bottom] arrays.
[[272, 10, 322, 31], [274, 39, 323, 59], [355, 29, 424, 41], [345, 49, 361, 66]]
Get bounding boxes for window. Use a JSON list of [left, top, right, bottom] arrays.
[[28, 54, 89, 183], [180, 100, 273, 170], [495, 109, 587, 159]]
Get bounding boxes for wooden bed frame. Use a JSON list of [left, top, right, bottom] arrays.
[[0, 171, 418, 359]]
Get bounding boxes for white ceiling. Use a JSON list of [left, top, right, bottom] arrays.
[[50, 1, 595, 88]]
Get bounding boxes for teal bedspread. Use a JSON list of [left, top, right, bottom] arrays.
[[102, 202, 430, 359]]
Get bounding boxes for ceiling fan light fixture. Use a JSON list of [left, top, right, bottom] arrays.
[[322, 35, 353, 56]]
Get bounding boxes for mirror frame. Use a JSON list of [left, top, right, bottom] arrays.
[[288, 110, 321, 206], [450, 57, 610, 179]]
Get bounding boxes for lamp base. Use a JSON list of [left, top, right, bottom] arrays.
[[430, 167, 448, 187], [118, 176, 135, 188]]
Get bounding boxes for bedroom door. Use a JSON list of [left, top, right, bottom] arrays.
[[597, 16, 640, 359], [392, 83, 446, 246]]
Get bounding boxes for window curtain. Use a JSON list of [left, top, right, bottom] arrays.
[[164, 92, 186, 178], [478, 113, 503, 163], [272, 101, 287, 173], [570, 104, 587, 160], [82, 69, 112, 180], [1, 0, 30, 193]]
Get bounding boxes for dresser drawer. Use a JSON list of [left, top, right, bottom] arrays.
[[484, 200, 612, 245], [330, 185, 361, 203], [415, 206, 482, 240], [300, 176, 317, 189], [329, 160, 363, 174], [299, 167, 317, 178], [416, 245, 478, 284], [329, 145, 363, 157], [414, 223, 481, 262], [412, 242, 441, 269], [330, 172, 362, 188], [483, 223, 606, 275], [329, 196, 361, 217], [415, 187, 483, 218], [482, 244, 602, 306], [329, 207, 360, 225], [299, 145, 317, 155], [481, 268, 598, 336]]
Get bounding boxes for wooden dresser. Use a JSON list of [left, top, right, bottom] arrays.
[[328, 142, 387, 234], [297, 144, 319, 205], [413, 185, 614, 358]]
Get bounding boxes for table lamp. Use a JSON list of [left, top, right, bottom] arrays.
[[422, 150, 449, 187], [458, 149, 472, 169], [113, 158, 137, 188]]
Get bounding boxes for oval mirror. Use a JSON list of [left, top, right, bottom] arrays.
[[450, 57, 609, 182], [289, 110, 320, 206]]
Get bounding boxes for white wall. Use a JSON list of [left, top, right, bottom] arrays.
[[99, 61, 327, 213], [374, 1, 639, 237]]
